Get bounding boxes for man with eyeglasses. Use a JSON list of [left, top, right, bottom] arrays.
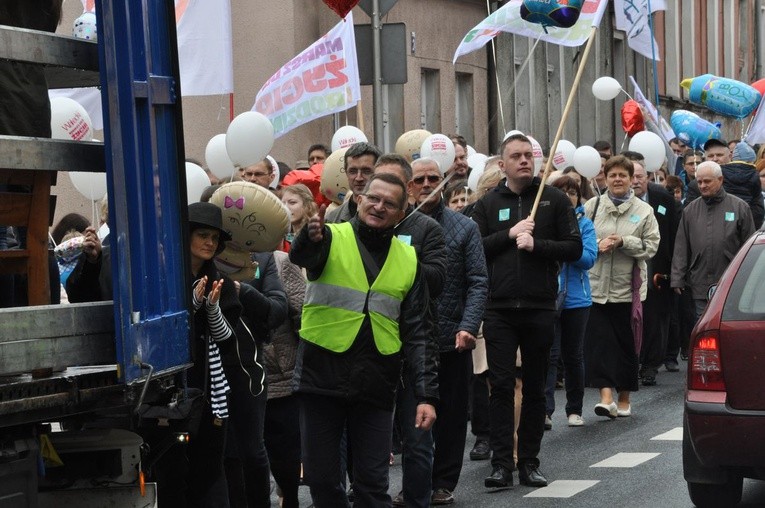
[[389, 157, 487, 506], [240, 158, 275, 188], [290, 172, 438, 507], [472, 133, 582, 492], [326, 142, 382, 223]]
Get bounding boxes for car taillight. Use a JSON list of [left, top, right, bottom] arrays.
[[689, 332, 726, 391]]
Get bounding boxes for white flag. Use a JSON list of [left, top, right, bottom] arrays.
[[745, 104, 765, 144], [453, 0, 609, 64], [629, 76, 674, 141], [253, 13, 361, 139], [614, 0, 665, 61]]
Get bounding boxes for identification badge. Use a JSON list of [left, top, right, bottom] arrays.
[[255, 266, 260, 279], [397, 234, 412, 246], [498, 208, 510, 221], [725, 212, 735, 222], [657, 205, 666, 216], [629, 214, 640, 224]]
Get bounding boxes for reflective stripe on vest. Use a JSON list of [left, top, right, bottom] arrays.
[[300, 222, 417, 355]]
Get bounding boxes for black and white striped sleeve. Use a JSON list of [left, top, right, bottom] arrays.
[[206, 299, 233, 341]]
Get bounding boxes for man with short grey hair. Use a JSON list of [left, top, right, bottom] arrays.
[[671, 161, 755, 318]]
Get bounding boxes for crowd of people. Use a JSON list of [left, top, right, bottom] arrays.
[[42, 130, 764, 508]]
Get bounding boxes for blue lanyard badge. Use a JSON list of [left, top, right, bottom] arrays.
[[657, 205, 666, 216], [255, 266, 260, 279], [629, 214, 640, 224], [397, 234, 412, 246], [725, 212, 735, 222], [498, 208, 510, 221]]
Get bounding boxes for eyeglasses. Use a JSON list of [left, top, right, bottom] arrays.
[[347, 168, 374, 177], [362, 193, 399, 212], [412, 175, 441, 185], [244, 171, 271, 178]]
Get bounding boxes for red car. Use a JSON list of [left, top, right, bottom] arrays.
[[683, 231, 765, 507]]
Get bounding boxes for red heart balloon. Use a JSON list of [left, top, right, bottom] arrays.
[[621, 100, 645, 138], [322, 0, 360, 18]]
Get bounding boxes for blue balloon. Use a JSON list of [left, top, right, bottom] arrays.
[[521, 0, 584, 29], [670, 110, 723, 150], [680, 74, 762, 119]]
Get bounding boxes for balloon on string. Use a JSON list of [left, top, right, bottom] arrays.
[[527, 135, 544, 176], [680, 74, 762, 119], [331, 125, 367, 152], [503, 129, 524, 141], [72, 11, 97, 41], [592, 76, 622, 101], [621, 100, 645, 137], [225, 111, 274, 167], [205, 134, 237, 180], [572, 146, 602, 179], [466, 145, 477, 158], [467, 163, 484, 192], [320, 147, 350, 204], [752, 78, 765, 97], [670, 110, 723, 150], [185, 162, 211, 204], [69, 171, 107, 201], [266, 155, 280, 189], [629, 131, 665, 172], [552, 140, 576, 171], [420, 134, 456, 176], [467, 153, 488, 175], [50, 97, 93, 141], [395, 129, 431, 162], [520, 0, 584, 29]]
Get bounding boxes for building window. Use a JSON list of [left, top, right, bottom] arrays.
[[421, 68, 441, 132], [455, 72, 474, 144]]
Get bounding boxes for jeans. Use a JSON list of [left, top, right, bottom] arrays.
[[545, 307, 589, 417], [397, 370, 433, 508], [484, 309, 555, 471], [300, 394, 392, 508]]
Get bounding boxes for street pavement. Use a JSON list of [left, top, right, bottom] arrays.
[[276, 359, 765, 507]]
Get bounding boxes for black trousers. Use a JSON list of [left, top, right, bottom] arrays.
[[300, 394, 393, 508], [640, 290, 672, 376], [470, 372, 491, 441], [264, 395, 302, 508], [432, 350, 472, 491], [484, 309, 555, 472]]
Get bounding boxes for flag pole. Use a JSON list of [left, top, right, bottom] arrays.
[[530, 26, 598, 220]]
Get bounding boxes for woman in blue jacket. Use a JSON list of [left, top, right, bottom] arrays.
[[545, 176, 598, 427]]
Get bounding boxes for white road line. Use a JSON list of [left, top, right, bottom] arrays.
[[524, 480, 600, 498], [651, 427, 683, 441], [590, 452, 661, 468]]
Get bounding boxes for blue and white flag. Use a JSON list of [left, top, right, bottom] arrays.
[[614, 0, 666, 60]]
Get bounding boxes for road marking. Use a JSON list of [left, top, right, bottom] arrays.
[[651, 427, 683, 441], [524, 480, 600, 498], [590, 452, 660, 468]]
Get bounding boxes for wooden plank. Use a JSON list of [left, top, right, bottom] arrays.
[[0, 302, 114, 341], [0, 192, 31, 225], [0, 169, 35, 186], [26, 171, 51, 305], [0, 137, 104, 172]]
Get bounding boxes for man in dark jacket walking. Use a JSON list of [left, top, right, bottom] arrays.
[[472, 134, 582, 491], [290, 173, 438, 508]]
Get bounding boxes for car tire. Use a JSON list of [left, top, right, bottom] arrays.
[[687, 476, 743, 508]]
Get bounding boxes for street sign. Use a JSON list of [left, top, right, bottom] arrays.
[[354, 23, 407, 85], [358, 0, 397, 18]]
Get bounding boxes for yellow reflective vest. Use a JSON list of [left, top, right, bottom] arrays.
[[300, 222, 418, 355]]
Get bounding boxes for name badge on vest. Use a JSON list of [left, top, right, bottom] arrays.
[[397, 234, 412, 246], [255, 266, 260, 279], [629, 214, 640, 224], [725, 212, 736, 222], [498, 208, 510, 221], [657, 205, 667, 216]]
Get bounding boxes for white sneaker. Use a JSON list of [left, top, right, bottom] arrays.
[[617, 405, 632, 417], [594, 401, 618, 419], [568, 414, 584, 426]]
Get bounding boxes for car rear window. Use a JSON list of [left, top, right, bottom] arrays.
[[722, 244, 765, 320]]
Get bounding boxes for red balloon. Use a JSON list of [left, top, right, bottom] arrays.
[[752, 78, 765, 96], [322, 0, 360, 18], [621, 100, 645, 137], [282, 164, 332, 208]]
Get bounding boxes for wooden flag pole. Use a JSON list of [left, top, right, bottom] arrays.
[[529, 26, 598, 220]]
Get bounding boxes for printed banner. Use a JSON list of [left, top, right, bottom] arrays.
[[253, 13, 361, 139], [630, 76, 674, 141], [453, 0, 609, 64], [614, 0, 666, 61]]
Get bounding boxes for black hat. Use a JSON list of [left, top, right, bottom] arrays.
[[703, 138, 727, 152], [188, 202, 231, 254]]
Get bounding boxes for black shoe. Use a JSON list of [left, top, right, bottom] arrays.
[[642, 375, 657, 386], [347, 485, 355, 502], [680, 351, 689, 361], [470, 439, 491, 461], [484, 465, 513, 489], [518, 463, 548, 487]]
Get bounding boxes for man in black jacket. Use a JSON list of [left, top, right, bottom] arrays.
[[472, 134, 582, 491], [290, 173, 437, 508]]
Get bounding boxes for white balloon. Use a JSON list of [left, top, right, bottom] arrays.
[[186, 162, 211, 204], [225, 112, 274, 168], [466, 145, 477, 158], [205, 134, 237, 180], [267, 155, 280, 189], [72, 11, 97, 41], [331, 125, 367, 152], [467, 164, 485, 192], [503, 129, 525, 141], [69, 171, 107, 201], [572, 146, 602, 178], [629, 131, 666, 172], [467, 153, 488, 173], [527, 136, 545, 176], [592, 76, 623, 101], [50, 97, 93, 141], [552, 140, 577, 171], [420, 134, 456, 176]]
